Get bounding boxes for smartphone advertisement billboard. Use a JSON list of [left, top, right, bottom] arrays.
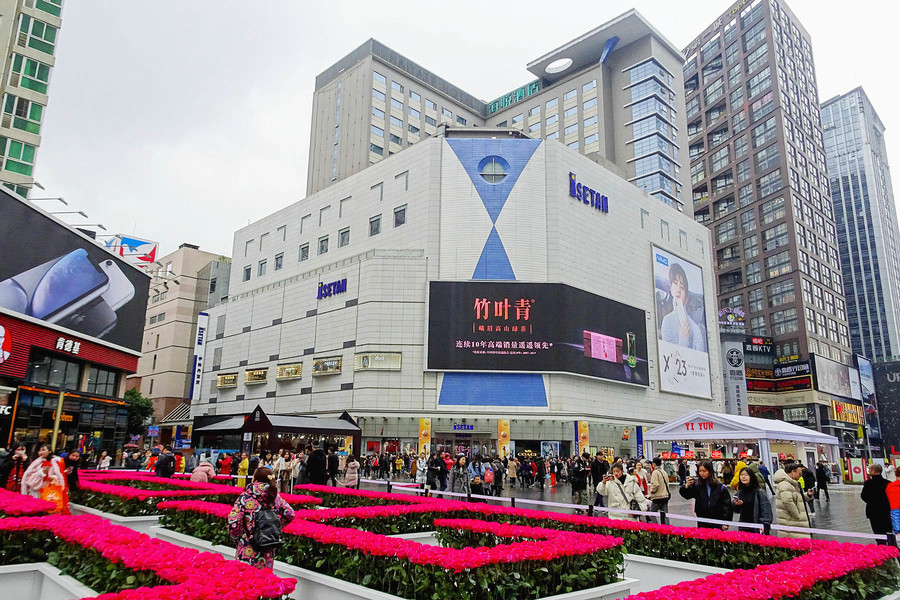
[[652, 246, 712, 399], [426, 281, 649, 386], [0, 191, 149, 352]]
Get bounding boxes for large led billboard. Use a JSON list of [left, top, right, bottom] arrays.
[[811, 354, 862, 401], [426, 281, 649, 386], [652, 246, 711, 399], [0, 191, 150, 352], [856, 355, 881, 440]]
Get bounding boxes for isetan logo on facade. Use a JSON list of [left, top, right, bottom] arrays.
[[316, 278, 347, 300], [568, 173, 609, 213]]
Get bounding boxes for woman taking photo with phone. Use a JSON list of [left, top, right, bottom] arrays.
[[732, 466, 773, 532], [595, 462, 646, 521], [679, 459, 733, 529]]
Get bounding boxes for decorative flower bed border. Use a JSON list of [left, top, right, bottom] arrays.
[[292, 483, 439, 507], [158, 490, 900, 600], [0, 487, 56, 517], [0, 513, 295, 600], [75, 471, 321, 516]]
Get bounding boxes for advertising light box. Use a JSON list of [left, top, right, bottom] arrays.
[[426, 281, 649, 386], [0, 190, 150, 352]]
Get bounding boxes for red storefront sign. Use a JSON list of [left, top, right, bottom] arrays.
[[0, 312, 138, 379]]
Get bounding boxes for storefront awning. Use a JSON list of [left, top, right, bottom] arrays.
[[644, 410, 839, 446], [193, 416, 245, 433], [159, 402, 192, 425]]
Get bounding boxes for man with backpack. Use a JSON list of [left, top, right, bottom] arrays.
[[155, 447, 176, 478]]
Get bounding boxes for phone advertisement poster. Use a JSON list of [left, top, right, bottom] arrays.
[[652, 246, 712, 399], [0, 191, 150, 352]]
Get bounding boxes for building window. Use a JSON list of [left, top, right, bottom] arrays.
[[318, 236, 328, 255], [27, 351, 80, 390], [765, 250, 792, 278], [478, 156, 509, 184], [209, 278, 217, 293], [372, 106, 384, 119], [338, 227, 350, 248], [372, 88, 386, 101], [456, 115, 467, 125], [242, 266, 251, 282], [390, 98, 403, 111], [391, 80, 403, 93], [373, 71, 386, 84], [746, 261, 761, 284], [369, 215, 381, 236], [258, 260, 267, 277], [546, 98, 558, 110], [511, 113, 524, 124], [274, 253, 283, 271], [371, 124, 384, 137], [409, 90, 421, 102], [10, 54, 51, 94], [299, 244, 309, 262], [370, 143, 383, 156], [394, 205, 407, 227], [563, 89, 577, 101], [425, 99, 436, 110], [583, 97, 597, 110], [564, 106, 577, 118], [4, 94, 44, 135], [87, 367, 117, 396]]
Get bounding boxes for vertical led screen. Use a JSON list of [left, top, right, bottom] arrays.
[[426, 281, 649, 385], [652, 246, 712, 398], [856, 356, 881, 440]]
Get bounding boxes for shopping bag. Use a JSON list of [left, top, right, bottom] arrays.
[[39, 484, 66, 513]]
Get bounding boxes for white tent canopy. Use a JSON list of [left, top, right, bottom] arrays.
[[644, 410, 839, 445]]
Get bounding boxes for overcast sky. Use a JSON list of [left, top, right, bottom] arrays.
[[34, 0, 900, 259]]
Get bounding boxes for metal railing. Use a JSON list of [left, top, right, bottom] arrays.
[[356, 477, 899, 549]]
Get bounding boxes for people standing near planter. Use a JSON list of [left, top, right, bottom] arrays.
[[536, 458, 547, 492], [307, 443, 328, 486], [886, 478, 900, 534], [340, 455, 360, 488], [155, 447, 176, 478], [449, 455, 471, 496], [326, 447, 340, 486], [861, 463, 892, 536], [22, 445, 64, 513], [228, 467, 295, 569], [732, 467, 773, 533], [3, 444, 27, 492], [679, 460, 733, 529], [236, 452, 250, 487], [633, 461, 649, 498], [774, 462, 811, 538], [815, 462, 830, 502], [414, 452, 427, 487], [800, 463, 817, 517], [596, 462, 646, 521], [648, 458, 671, 523], [98, 451, 111, 470], [677, 460, 687, 487], [191, 459, 216, 483], [571, 453, 590, 509]]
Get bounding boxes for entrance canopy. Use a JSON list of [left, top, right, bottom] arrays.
[[644, 410, 839, 446]]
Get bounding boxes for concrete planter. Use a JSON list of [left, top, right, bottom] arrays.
[[69, 503, 160, 536], [622, 554, 731, 594], [0, 563, 97, 600], [150, 526, 634, 600]]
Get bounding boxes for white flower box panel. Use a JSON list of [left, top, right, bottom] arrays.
[[0, 563, 97, 600]]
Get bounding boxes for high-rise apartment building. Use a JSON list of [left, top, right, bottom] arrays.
[[821, 88, 900, 362], [0, 0, 63, 197], [307, 10, 691, 213], [684, 0, 852, 366], [134, 244, 231, 424]]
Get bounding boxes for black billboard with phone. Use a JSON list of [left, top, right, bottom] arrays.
[[0, 190, 150, 352]]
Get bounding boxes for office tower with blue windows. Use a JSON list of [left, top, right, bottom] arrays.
[[822, 88, 900, 362], [306, 10, 691, 214], [683, 0, 852, 368]]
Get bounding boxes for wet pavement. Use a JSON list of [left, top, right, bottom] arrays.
[[360, 475, 881, 543]]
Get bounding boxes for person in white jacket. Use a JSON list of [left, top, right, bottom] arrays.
[[595, 462, 647, 521], [21, 445, 63, 498]]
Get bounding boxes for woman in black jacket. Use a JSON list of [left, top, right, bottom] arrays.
[[679, 460, 733, 529], [732, 467, 773, 532]]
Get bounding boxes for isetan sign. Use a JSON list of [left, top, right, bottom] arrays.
[[317, 278, 347, 300], [568, 173, 609, 213]]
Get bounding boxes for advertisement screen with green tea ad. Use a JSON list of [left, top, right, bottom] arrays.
[[427, 281, 649, 386]]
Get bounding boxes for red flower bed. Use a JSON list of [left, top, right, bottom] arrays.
[[293, 483, 438, 505], [0, 513, 295, 599], [0, 487, 56, 516]]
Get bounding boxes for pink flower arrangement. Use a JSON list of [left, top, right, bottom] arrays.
[[155, 489, 900, 599], [79, 472, 320, 506], [293, 483, 439, 504], [0, 487, 56, 516], [0, 513, 295, 599], [284, 516, 622, 573]]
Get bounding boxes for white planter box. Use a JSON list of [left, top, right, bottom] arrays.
[[0, 563, 97, 600], [622, 554, 731, 594], [150, 526, 634, 600], [69, 503, 160, 536]]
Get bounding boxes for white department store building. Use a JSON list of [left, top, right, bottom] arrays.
[[195, 131, 722, 458]]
